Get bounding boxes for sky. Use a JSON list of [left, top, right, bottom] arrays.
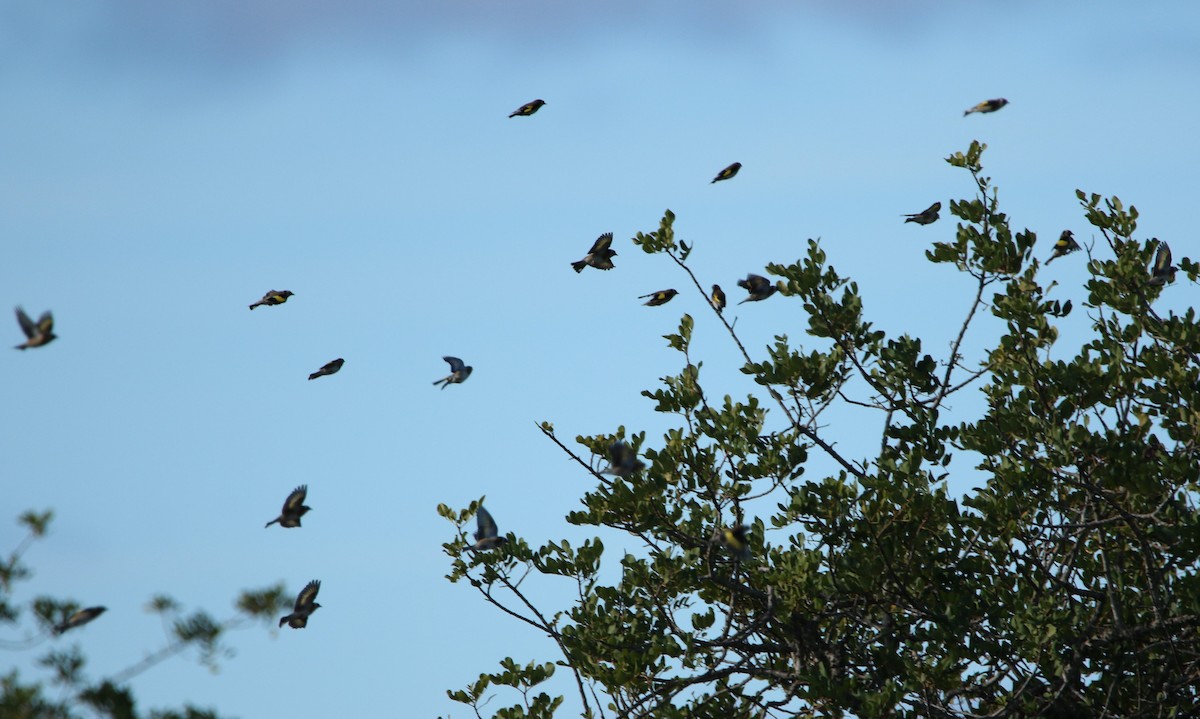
[[3, 2, 1198, 717]]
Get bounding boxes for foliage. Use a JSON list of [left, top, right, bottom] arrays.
[[0, 512, 291, 719], [442, 142, 1199, 718]]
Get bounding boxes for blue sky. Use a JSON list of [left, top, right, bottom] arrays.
[[4, 2, 1197, 717]]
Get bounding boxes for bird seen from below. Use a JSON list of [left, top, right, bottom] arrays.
[[601, 440, 646, 477], [308, 358, 345, 381], [640, 289, 678, 306], [903, 202, 942, 225], [248, 290, 294, 310], [52, 606, 106, 636], [721, 525, 751, 561], [279, 580, 321, 629], [571, 232, 617, 272], [711, 284, 726, 312], [964, 98, 1009, 116], [1045, 230, 1081, 264], [469, 505, 508, 551], [265, 485, 311, 529], [14, 307, 56, 350], [1149, 240, 1177, 287], [711, 162, 742, 183], [737, 273, 778, 304], [508, 99, 545, 118], [433, 356, 472, 389]]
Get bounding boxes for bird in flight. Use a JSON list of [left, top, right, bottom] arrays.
[[903, 202, 941, 225], [711, 162, 742, 183], [964, 98, 1008, 116], [249, 290, 294, 310], [309, 358, 345, 381], [53, 606, 107, 636], [572, 232, 617, 273], [509, 99, 545, 118], [1045, 231, 1080, 265], [14, 307, 56, 350], [640, 289, 678, 306], [265, 485, 311, 529], [279, 580, 321, 629], [469, 505, 508, 551], [434, 356, 473, 389], [737, 274, 777, 304]]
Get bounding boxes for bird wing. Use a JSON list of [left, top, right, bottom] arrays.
[[475, 506, 499, 541], [15, 307, 35, 338], [296, 580, 321, 610], [589, 232, 614, 254], [744, 274, 768, 292], [284, 485, 308, 513], [1153, 242, 1173, 275], [444, 356, 465, 372], [35, 311, 53, 335]]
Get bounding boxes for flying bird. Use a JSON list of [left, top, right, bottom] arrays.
[[1149, 240, 1177, 287], [509, 99, 545, 118], [601, 440, 645, 477], [249, 290, 294, 310], [640, 289, 678, 306], [308, 358, 345, 381], [14, 307, 56, 350], [711, 162, 742, 183], [903, 202, 942, 225], [721, 525, 751, 561], [711, 285, 726, 312], [279, 580, 321, 629], [737, 274, 777, 304], [53, 606, 106, 636], [469, 505, 508, 551], [1045, 231, 1080, 265], [433, 356, 473, 389], [571, 232, 617, 273], [964, 98, 1009, 116], [265, 485, 311, 529]]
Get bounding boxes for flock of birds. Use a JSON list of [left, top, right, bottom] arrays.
[[18, 94, 1180, 639]]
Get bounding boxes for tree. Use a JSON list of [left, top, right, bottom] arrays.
[[441, 142, 1199, 718], [1, 511, 290, 719]]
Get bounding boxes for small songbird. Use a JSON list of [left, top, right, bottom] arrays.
[[737, 273, 777, 304], [279, 580, 321, 629], [640, 289, 678, 306], [433, 356, 473, 389], [14, 307, 56, 350], [308, 358, 344, 381], [53, 606, 106, 635], [249, 290, 294, 310], [711, 162, 742, 183], [265, 485, 311, 529], [711, 284, 726, 312], [509, 99, 545, 118], [721, 525, 751, 561], [1149, 240, 1177, 287], [903, 202, 942, 225], [964, 98, 1009, 116], [469, 505, 508, 551], [601, 440, 645, 477], [572, 232, 617, 272], [1045, 230, 1080, 265]]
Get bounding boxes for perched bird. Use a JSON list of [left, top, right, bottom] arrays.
[[601, 440, 645, 477], [737, 274, 777, 304], [640, 289, 678, 306], [469, 505, 509, 551], [509, 99, 545, 118], [279, 580, 321, 629], [1045, 230, 1080, 265], [903, 202, 942, 225], [249, 290, 294, 310], [433, 356, 473, 389], [721, 525, 751, 561], [964, 98, 1009, 116], [711, 284, 726, 312], [53, 606, 106, 635], [308, 358, 344, 381], [711, 162, 742, 183], [1149, 240, 1177, 287], [265, 485, 311, 529], [14, 307, 56, 350], [571, 232, 617, 273]]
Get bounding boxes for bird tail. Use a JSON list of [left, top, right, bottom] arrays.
[[571, 260, 586, 273], [308, 372, 320, 380], [265, 519, 278, 528], [14, 344, 27, 350], [1045, 255, 1056, 265], [904, 216, 917, 223], [963, 110, 972, 117], [249, 303, 259, 310]]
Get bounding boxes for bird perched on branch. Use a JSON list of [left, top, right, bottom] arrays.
[[1045, 231, 1080, 265], [279, 580, 321, 629], [572, 232, 616, 272], [308, 358, 344, 381], [640, 289, 678, 306], [721, 525, 751, 561], [53, 606, 106, 635], [13, 307, 56, 350], [434, 356, 473, 389], [601, 440, 645, 477], [737, 274, 777, 304], [711, 285, 726, 312], [903, 202, 941, 225], [469, 506, 508, 551], [964, 98, 1008, 116], [509, 99, 545, 118], [249, 290, 293, 310], [265, 485, 311, 529], [711, 162, 742, 183]]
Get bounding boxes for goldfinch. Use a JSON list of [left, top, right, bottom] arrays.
[[509, 99, 545, 118], [1045, 230, 1080, 265], [53, 606, 106, 635], [308, 358, 344, 380], [711, 284, 726, 312], [1149, 240, 1177, 287], [14, 307, 55, 350], [640, 289, 678, 306], [279, 580, 321, 629], [572, 232, 617, 272], [711, 162, 742, 183], [433, 356, 472, 389], [469, 505, 508, 551], [903, 202, 941, 225], [964, 98, 1008, 116], [265, 485, 311, 529], [249, 290, 294, 310], [737, 274, 777, 304]]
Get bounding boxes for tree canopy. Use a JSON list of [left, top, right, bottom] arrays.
[[442, 142, 1199, 719]]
